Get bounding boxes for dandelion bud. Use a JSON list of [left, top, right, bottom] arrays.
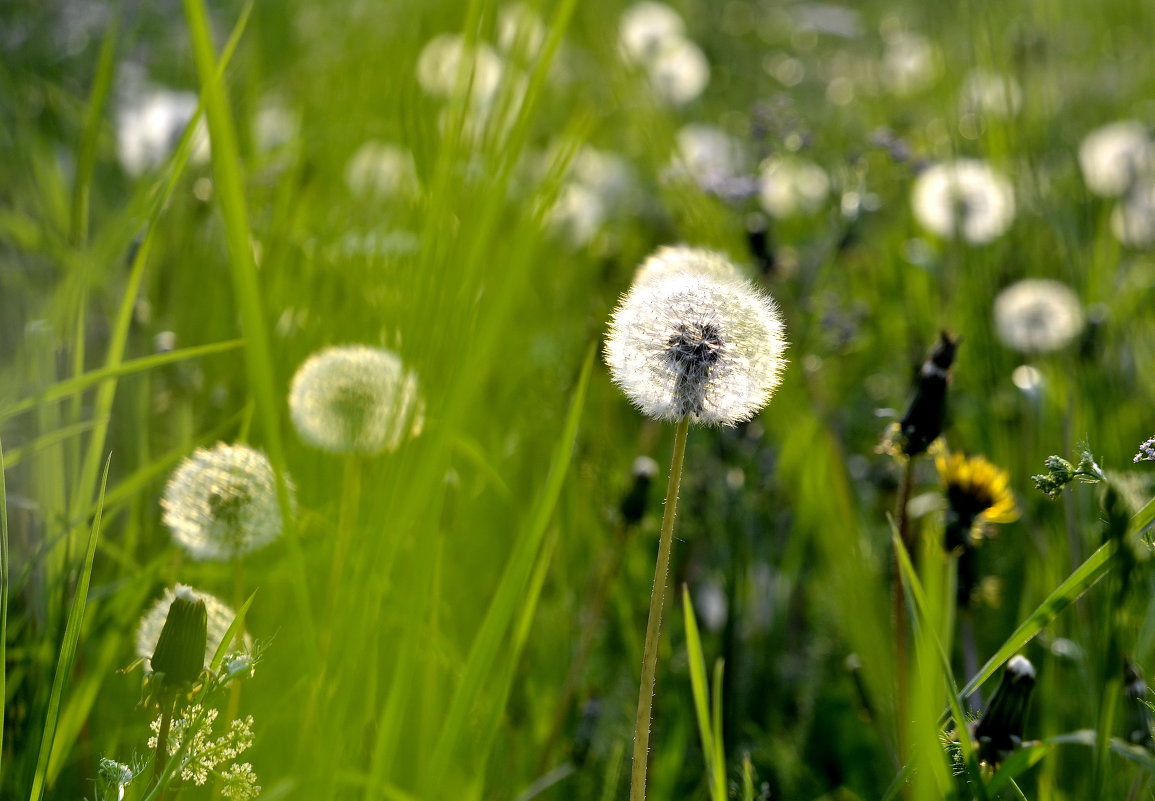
[[897, 332, 957, 457], [1124, 660, 1153, 746], [604, 245, 787, 426], [619, 455, 659, 526], [974, 654, 1036, 765], [137, 585, 252, 675], [149, 588, 208, 689], [289, 345, 424, 455], [162, 443, 288, 561]]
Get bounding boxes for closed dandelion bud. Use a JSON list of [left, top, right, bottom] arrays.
[[289, 345, 424, 455], [898, 332, 958, 457], [149, 588, 208, 688], [163, 443, 289, 561], [1124, 660, 1153, 746], [137, 585, 252, 676], [619, 455, 659, 526], [604, 245, 787, 426], [974, 654, 1036, 765]]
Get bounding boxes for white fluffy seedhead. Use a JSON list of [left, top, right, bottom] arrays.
[[604, 246, 787, 426], [162, 443, 288, 561], [289, 345, 424, 455], [993, 278, 1085, 354], [911, 159, 1015, 244]]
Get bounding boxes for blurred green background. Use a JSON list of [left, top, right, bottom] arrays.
[[4, 0, 1155, 798]]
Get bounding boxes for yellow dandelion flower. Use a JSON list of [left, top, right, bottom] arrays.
[[934, 445, 1018, 541]]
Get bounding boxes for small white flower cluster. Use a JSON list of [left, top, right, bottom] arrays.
[[605, 246, 787, 426], [162, 443, 290, 561], [219, 762, 262, 801], [618, 2, 709, 106], [149, 706, 257, 790], [289, 345, 425, 455], [1079, 121, 1155, 247], [911, 159, 1015, 244]]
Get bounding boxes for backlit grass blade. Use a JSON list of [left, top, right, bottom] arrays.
[[957, 538, 1117, 703], [0, 436, 8, 774], [683, 586, 726, 801], [70, 14, 118, 246], [424, 348, 593, 794], [28, 457, 109, 801], [210, 589, 259, 673]]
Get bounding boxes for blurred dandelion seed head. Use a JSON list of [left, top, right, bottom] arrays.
[[880, 31, 940, 96], [136, 584, 252, 672], [667, 123, 750, 193], [289, 345, 424, 454], [416, 34, 504, 106], [116, 86, 210, 177], [162, 443, 287, 560], [647, 37, 710, 105], [344, 141, 420, 199], [604, 246, 787, 425], [1111, 181, 1155, 247], [618, 1, 685, 65], [758, 156, 830, 218], [1078, 120, 1154, 198], [960, 70, 1022, 118], [912, 159, 1015, 243], [993, 279, 1084, 353], [498, 3, 547, 58]]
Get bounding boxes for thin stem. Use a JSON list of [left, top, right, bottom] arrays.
[[629, 416, 690, 801], [329, 455, 363, 600], [891, 456, 915, 768], [150, 696, 176, 799]]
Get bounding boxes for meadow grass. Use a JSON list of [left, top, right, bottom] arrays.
[[4, 0, 1155, 799]]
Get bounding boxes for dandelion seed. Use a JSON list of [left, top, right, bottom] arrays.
[[162, 443, 288, 560], [289, 345, 424, 454], [993, 279, 1084, 354], [1078, 120, 1154, 198], [604, 246, 787, 426], [758, 156, 830, 218], [911, 159, 1015, 244], [136, 585, 252, 672]]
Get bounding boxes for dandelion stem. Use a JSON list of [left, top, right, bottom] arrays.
[[330, 455, 363, 600], [151, 695, 176, 799], [630, 415, 690, 801]]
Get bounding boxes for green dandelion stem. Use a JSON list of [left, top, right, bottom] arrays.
[[151, 695, 176, 797], [330, 455, 363, 600], [892, 455, 916, 766], [630, 415, 690, 801]]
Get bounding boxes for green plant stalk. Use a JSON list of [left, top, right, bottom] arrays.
[[0, 436, 8, 774], [150, 696, 176, 793], [630, 415, 690, 801], [892, 456, 915, 761]]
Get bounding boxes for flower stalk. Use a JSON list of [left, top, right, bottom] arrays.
[[630, 415, 690, 801]]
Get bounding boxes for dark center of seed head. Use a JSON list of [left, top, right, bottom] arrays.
[[666, 321, 724, 373]]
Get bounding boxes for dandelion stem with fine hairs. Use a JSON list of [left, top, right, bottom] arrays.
[[151, 695, 176, 798], [630, 416, 690, 801]]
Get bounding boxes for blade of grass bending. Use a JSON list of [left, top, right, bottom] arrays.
[[424, 349, 593, 794], [2, 421, 100, 469], [210, 589, 259, 673], [28, 457, 110, 801], [955, 538, 1117, 705], [0, 340, 243, 423], [891, 527, 990, 801], [0, 437, 8, 774], [683, 587, 726, 801], [182, 0, 314, 657]]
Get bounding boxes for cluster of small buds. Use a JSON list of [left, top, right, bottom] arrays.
[[1031, 449, 1105, 498], [1134, 435, 1155, 463], [149, 706, 257, 789], [98, 758, 142, 801]]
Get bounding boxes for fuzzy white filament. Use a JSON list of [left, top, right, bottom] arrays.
[[136, 584, 252, 670], [162, 443, 287, 561], [605, 247, 787, 425]]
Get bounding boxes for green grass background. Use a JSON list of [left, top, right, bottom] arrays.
[[4, 0, 1155, 798]]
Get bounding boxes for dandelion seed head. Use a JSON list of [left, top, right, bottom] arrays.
[[881, 31, 939, 96], [604, 246, 787, 426], [498, 3, 547, 58], [960, 70, 1022, 118], [758, 156, 830, 218], [1078, 120, 1154, 197], [416, 34, 504, 106], [162, 443, 287, 561], [647, 37, 710, 105], [993, 279, 1084, 354], [116, 87, 210, 177], [619, 1, 685, 65], [912, 159, 1015, 244], [1111, 181, 1155, 247], [667, 123, 749, 192], [136, 585, 252, 672], [289, 345, 424, 454], [344, 141, 420, 199]]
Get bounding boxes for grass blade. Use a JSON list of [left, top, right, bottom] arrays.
[[210, 589, 259, 673], [28, 456, 110, 801], [683, 586, 726, 801], [0, 437, 8, 775]]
